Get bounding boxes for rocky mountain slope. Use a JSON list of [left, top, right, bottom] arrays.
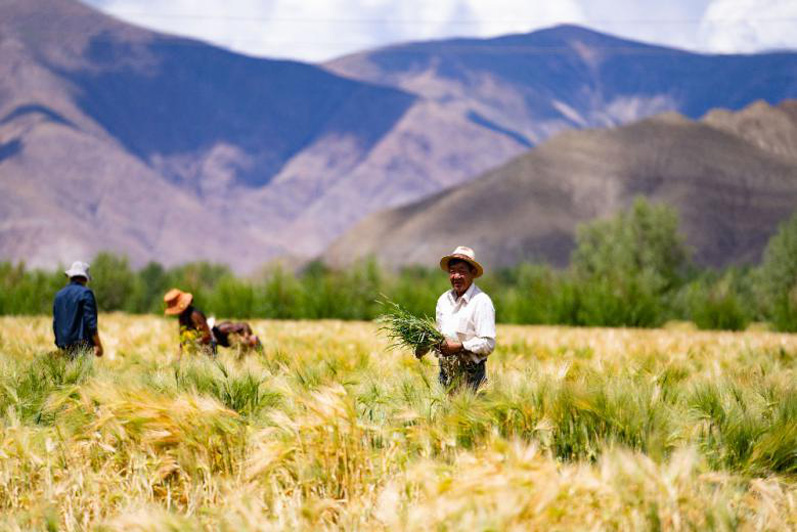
[[325, 100, 797, 269], [0, 0, 520, 269], [326, 25, 797, 149]]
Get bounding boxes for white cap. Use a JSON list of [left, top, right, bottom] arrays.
[[64, 261, 91, 281]]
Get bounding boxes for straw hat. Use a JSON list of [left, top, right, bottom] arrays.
[[439, 246, 484, 278], [163, 288, 193, 315], [64, 261, 92, 281]]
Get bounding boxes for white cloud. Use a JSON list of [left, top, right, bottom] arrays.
[[581, 0, 710, 51], [95, 0, 278, 55], [463, 1, 585, 37], [699, 0, 797, 53], [82, 0, 797, 61], [86, 0, 585, 61]]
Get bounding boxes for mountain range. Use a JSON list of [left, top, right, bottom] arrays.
[[326, 100, 797, 269], [1, 0, 797, 271]]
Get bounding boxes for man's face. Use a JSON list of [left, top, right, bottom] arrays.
[[448, 261, 475, 296]]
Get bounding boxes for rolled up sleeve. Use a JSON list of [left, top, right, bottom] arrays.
[[462, 297, 496, 358]]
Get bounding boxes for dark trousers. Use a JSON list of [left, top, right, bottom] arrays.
[[439, 359, 486, 392]]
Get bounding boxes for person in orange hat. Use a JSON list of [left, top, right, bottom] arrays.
[[163, 288, 216, 356], [415, 246, 496, 391]]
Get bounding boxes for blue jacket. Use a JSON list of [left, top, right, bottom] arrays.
[[53, 281, 99, 349]]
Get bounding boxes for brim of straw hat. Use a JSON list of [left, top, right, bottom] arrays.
[[164, 292, 193, 315], [439, 254, 484, 278]]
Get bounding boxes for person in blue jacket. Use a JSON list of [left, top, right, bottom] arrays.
[[53, 261, 104, 358]]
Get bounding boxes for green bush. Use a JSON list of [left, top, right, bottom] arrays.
[[756, 211, 797, 331], [572, 198, 689, 291], [90, 252, 140, 312], [0, 263, 63, 315], [492, 264, 575, 324], [208, 275, 256, 319], [130, 262, 170, 313], [681, 271, 751, 331], [257, 266, 303, 319], [570, 198, 690, 327]]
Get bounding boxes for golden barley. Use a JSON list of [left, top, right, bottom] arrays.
[[0, 316, 795, 530]]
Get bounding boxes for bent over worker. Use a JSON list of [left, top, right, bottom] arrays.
[[208, 319, 262, 353], [416, 246, 496, 391], [53, 261, 104, 358], [163, 288, 216, 356]]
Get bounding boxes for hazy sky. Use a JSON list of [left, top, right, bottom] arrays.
[[81, 0, 797, 62]]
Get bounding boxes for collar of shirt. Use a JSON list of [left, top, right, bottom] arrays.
[[447, 283, 480, 306]]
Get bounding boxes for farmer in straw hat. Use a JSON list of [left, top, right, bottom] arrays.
[[53, 261, 104, 358], [415, 246, 496, 391], [163, 288, 216, 356], [164, 289, 262, 356]]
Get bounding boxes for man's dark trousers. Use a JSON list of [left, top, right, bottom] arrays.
[[439, 359, 486, 392]]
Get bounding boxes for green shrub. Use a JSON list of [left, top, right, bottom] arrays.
[[257, 265, 303, 319], [570, 198, 690, 327], [208, 275, 256, 319], [572, 198, 689, 292], [682, 271, 751, 331], [90, 252, 140, 312], [130, 261, 170, 313], [756, 210, 797, 331], [0, 263, 63, 315]]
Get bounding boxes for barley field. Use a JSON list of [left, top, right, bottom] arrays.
[[0, 315, 796, 531]]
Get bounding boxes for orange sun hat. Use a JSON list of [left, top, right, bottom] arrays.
[[163, 288, 193, 315]]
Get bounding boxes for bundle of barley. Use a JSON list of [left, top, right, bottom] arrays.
[[377, 298, 444, 353]]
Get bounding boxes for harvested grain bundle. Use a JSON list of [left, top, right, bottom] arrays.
[[377, 298, 444, 353]]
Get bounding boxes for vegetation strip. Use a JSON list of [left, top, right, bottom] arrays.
[[5, 199, 797, 332]]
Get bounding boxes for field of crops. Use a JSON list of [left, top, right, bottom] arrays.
[[1, 315, 796, 530]]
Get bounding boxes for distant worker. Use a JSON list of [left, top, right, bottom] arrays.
[[208, 318, 263, 354], [415, 246, 496, 391], [53, 261, 104, 358], [163, 288, 216, 356], [164, 289, 262, 356]]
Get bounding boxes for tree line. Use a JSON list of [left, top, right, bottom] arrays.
[[3, 198, 797, 331]]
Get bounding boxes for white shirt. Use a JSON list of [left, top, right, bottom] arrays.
[[436, 283, 496, 363]]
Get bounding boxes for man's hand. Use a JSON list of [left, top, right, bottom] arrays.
[[439, 339, 463, 357], [92, 332, 103, 357]]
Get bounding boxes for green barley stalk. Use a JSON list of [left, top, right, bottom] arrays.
[[376, 298, 444, 353]]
